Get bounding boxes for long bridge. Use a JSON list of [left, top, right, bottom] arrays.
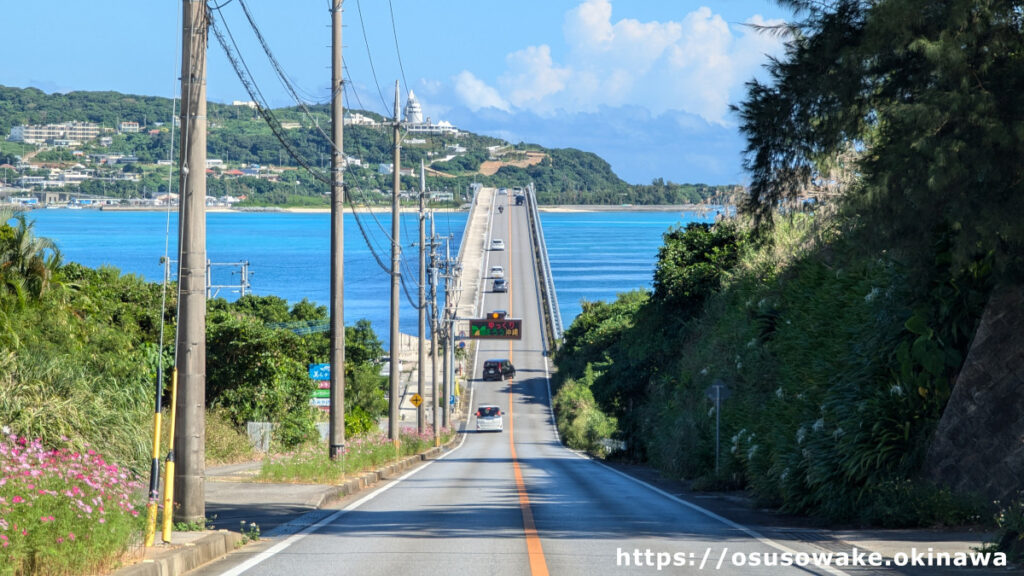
[[189, 185, 890, 576]]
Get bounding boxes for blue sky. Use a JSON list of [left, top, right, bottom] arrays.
[[1, 1, 791, 185]]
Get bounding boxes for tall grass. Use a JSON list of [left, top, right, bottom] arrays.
[[259, 427, 455, 484], [0, 350, 152, 475]]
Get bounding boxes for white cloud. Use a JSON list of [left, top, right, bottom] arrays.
[[452, 71, 510, 112], [499, 45, 571, 110], [453, 1, 786, 125]]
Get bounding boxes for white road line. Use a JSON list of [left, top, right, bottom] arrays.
[[217, 432, 470, 576], [573, 453, 851, 576]]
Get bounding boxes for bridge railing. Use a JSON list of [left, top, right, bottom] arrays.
[[525, 183, 564, 346]]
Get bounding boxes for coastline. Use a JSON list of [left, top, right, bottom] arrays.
[[537, 204, 719, 213], [92, 203, 726, 214]]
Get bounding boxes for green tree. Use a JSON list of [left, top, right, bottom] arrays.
[[0, 210, 63, 301], [737, 0, 1024, 279]]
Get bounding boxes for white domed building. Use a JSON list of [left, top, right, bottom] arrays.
[[404, 90, 424, 124], [403, 91, 459, 135]]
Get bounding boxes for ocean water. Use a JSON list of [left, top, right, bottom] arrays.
[[27, 208, 467, 339], [539, 210, 721, 324], [25, 207, 718, 338]]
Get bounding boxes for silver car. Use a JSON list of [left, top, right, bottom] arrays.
[[476, 405, 504, 432], [490, 265, 504, 278], [490, 239, 505, 251]]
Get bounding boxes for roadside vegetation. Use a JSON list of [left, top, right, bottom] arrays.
[[552, 0, 1021, 540], [259, 427, 455, 484], [0, 207, 441, 569]]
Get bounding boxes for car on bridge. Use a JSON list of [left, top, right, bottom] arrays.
[[492, 278, 508, 292], [490, 239, 505, 250], [490, 265, 504, 278], [475, 404, 504, 432], [482, 359, 516, 381]]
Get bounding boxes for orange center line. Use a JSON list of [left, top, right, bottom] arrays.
[[506, 201, 549, 576]]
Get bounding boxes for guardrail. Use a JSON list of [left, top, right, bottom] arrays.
[[455, 184, 480, 263], [525, 183, 564, 344]]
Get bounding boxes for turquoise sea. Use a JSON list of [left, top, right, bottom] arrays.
[[26, 208, 718, 338]]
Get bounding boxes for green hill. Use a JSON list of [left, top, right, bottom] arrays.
[[0, 85, 734, 206]]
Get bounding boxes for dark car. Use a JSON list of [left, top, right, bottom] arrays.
[[493, 278, 508, 292], [483, 359, 516, 381]]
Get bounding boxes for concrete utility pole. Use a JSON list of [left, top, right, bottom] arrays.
[[417, 160, 426, 434], [388, 80, 401, 443], [441, 237, 451, 430], [328, 0, 346, 460], [174, 0, 208, 525], [429, 216, 439, 444]]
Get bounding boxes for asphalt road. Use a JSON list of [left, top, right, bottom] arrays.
[[191, 194, 864, 576]]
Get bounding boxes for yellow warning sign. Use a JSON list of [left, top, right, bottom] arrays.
[[410, 394, 423, 407]]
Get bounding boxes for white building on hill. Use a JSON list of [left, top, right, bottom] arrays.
[[402, 91, 459, 136]]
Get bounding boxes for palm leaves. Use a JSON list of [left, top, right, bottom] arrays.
[[0, 208, 63, 302]]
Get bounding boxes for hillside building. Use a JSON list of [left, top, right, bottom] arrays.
[[402, 91, 460, 136], [9, 122, 100, 144]]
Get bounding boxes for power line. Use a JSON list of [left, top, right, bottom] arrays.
[[387, 0, 409, 96], [343, 64, 368, 114], [210, 4, 423, 310], [236, 0, 341, 157], [208, 10, 330, 186], [354, 0, 392, 115]]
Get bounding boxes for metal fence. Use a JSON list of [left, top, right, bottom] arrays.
[[526, 183, 564, 343]]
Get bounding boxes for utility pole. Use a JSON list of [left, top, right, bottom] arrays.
[[417, 160, 426, 435], [447, 238, 457, 428], [388, 80, 401, 444], [429, 216, 439, 444], [441, 237, 451, 430], [328, 0, 346, 460], [173, 0, 208, 525]]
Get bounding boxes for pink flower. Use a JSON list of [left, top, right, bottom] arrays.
[[68, 532, 75, 541], [56, 537, 64, 543], [12, 496, 23, 504]]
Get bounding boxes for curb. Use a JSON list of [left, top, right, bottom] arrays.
[[115, 531, 242, 576], [113, 435, 461, 576], [303, 443, 458, 510]]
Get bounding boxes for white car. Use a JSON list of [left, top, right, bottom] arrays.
[[491, 239, 505, 251], [476, 405, 504, 432], [490, 265, 504, 279]]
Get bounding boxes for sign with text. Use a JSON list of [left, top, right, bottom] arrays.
[[308, 363, 330, 380], [469, 317, 522, 340]]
